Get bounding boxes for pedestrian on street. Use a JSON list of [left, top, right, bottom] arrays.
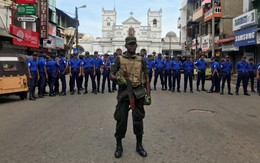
[[183, 55, 194, 93], [78, 55, 84, 91], [81, 51, 95, 94], [195, 55, 207, 92], [101, 53, 112, 93], [110, 36, 151, 158], [208, 57, 220, 93], [58, 53, 67, 96], [235, 56, 250, 96], [147, 54, 154, 87], [248, 58, 256, 92], [27, 53, 39, 100], [93, 51, 103, 93], [46, 55, 59, 97], [37, 53, 48, 98], [68, 53, 82, 95], [171, 55, 182, 92], [153, 53, 164, 90], [163, 54, 172, 91], [220, 55, 233, 95]]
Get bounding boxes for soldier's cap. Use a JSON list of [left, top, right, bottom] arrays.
[[94, 51, 98, 54], [125, 36, 137, 44], [85, 51, 90, 55]]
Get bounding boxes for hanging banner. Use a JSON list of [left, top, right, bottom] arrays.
[[40, 0, 48, 38]]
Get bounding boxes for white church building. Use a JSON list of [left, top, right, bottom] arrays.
[[79, 8, 164, 54]]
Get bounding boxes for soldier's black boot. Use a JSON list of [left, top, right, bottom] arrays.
[[114, 138, 123, 158], [196, 85, 200, 92], [136, 135, 147, 157], [29, 93, 35, 101], [77, 90, 81, 95]]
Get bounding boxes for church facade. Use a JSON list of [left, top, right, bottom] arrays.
[[79, 8, 163, 54]]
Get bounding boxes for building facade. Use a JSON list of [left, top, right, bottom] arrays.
[[79, 8, 164, 55]]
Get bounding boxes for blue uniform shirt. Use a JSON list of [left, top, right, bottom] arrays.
[[258, 64, 260, 75], [155, 58, 164, 69], [211, 61, 220, 73], [28, 58, 38, 72], [47, 60, 59, 75], [172, 60, 182, 70], [147, 60, 155, 70], [183, 61, 194, 71], [248, 63, 256, 73], [237, 61, 249, 72], [38, 57, 46, 73], [93, 57, 103, 69], [59, 57, 67, 72], [164, 60, 172, 70], [82, 57, 94, 68], [220, 61, 232, 73], [68, 58, 81, 69], [102, 59, 112, 70], [195, 59, 207, 70]]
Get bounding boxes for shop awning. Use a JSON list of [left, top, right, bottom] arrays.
[[0, 28, 20, 39]]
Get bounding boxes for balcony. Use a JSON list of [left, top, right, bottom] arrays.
[[192, 6, 204, 22], [204, 6, 222, 22], [177, 17, 181, 28]]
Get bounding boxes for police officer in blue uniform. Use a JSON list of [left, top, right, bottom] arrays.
[[154, 53, 164, 90], [37, 53, 48, 98], [78, 55, 84, 90], [27, 53, 39, 100], [101, 53, 112, 93], [163, 54, 172, 91], [81, 51, 95, 94], [183, 56, 194, 93], [68, 53, 83, 95], [248, 58, 256, 92], [235, 56, 250, 96], [147, 54, 154, 89], [93, 51, 103, 93], [195, 55, 207, 91], [47, 55, 59, 96], [171, 55, 182, 92], [58, 53, 67, 96], [256, 64, 260, 96], [220, 55, 233, 95], [208, 57, 220, 93]]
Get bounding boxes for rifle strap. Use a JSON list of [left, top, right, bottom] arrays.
[[128, 57, 137, 77]]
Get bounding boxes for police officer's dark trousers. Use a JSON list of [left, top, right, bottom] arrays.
[[154, 68, 164, 89], [38, 72, 46, 96], [114, 96, 145, 139], [197, 70, 206, 90], [59, 71, 66, 94], [209, 73, 219, 92], [112, 81, 117, 91], [184, 70, 193, 91], [172, 70, 181, 91], [249, 71, 255, 91], [102, 69, 111, 92], [164, 69, 171, 90], [94, 68, 101, 91], [148, 69, 153, 84], [236, 71, 249, 94], [48, 73, 56, 95], [221, 72, 231, 93], [84, 68, 94, 92], [71, 69, 80, 92], [29, 71, 37, 98], [54, 73, 59, 94]]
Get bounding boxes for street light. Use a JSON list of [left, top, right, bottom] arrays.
[[75, 4, 86, 53]]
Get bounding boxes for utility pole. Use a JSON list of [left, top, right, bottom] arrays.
[[211, 0, 215, 57], [75, 6, 79, 53]]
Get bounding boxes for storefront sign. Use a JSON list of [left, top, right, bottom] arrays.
[[221, 43, 239, 52], [202, 35, 210, 52], [55, 36, 64, 49], [233, 9, 258, 31], [48, 23, 56, 36], [16, 0, 37, 4], [10, 25, 39, 48], [17, 5, 36, 15], [43, 36, 64, 49], [234, 25, 257, 47], [17, 17, 36, 22], [40, 0, 48, 38]]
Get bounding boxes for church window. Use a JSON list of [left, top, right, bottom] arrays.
[[107, 22, 111, 26], [128, 28, 135, 36], [153, 19, 157, 27]]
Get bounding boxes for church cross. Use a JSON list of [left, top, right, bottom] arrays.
[[130, 11, 133, 17]]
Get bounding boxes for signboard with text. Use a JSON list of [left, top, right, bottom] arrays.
[[234, 25, 257, 47], [17, 17, 36, 22], [10, 25, 39, 48], [17, 5, 36, 15], [16, 0, 37, 4], [40, 0, 48, 38], [233, 9, 258, 31]]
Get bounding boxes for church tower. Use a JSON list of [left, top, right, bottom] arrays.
[[147, 9, 162, 41], [102, 8, 116, 40]]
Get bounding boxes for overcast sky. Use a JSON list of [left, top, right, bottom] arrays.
[[56, 0, 181, 38]]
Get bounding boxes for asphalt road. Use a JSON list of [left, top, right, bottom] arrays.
[[0, 79, 259, 163]]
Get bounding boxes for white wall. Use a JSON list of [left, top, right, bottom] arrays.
[[0, 6, 12, 30]]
